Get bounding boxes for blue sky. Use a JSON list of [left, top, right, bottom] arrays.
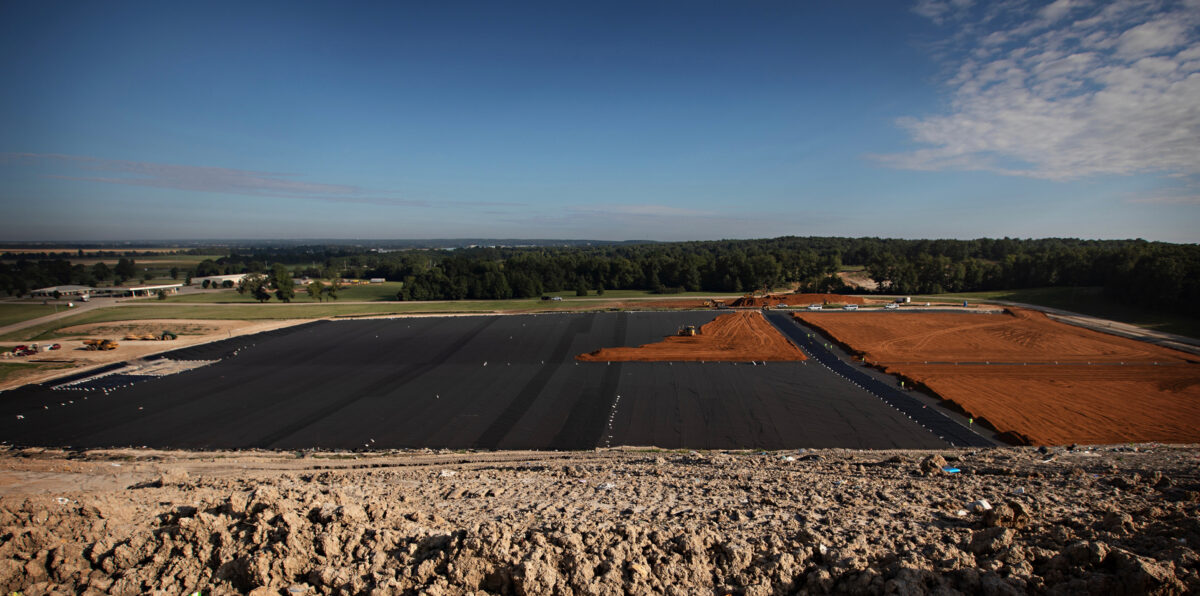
[[1, 0, 1197, 242]]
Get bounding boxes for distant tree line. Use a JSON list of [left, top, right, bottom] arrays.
[[2, 237, 1197, 315]]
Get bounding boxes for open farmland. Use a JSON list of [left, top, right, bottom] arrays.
[[0, 312, 962, 451], [794, 309, 1200, 445]]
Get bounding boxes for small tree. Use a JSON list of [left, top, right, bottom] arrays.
[[114, 258, 136, 283], [202, 280, 211, 289], [142, 271, 153, 283], [271, 264, 295, 303], [156, 289, 168, 300], [307, 282, 323, 302], [237, 273, 270, 302], [170, 267, 179, 280], [91, 262, 111, 283], [323, 282, 339, 301]]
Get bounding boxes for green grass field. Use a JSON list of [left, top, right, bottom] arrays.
[[921, 287, 1200, 339], [158, 286, 742, 304], [0, 300, 594, 341], [158, 282, 406, 303], [0, 303, 63, 327], [0, 290, 737, 342], [0, 361, 74, 385]]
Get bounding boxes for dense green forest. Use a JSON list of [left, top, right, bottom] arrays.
[[1, 237, 1197, 315]]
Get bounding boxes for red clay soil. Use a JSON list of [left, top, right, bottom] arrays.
[[794, 308, 1195, 365], [577, 311, 807, 362], [893, 364, 1200, 445], [794, 308, 1200, 445], [730, 293, 867, 308]]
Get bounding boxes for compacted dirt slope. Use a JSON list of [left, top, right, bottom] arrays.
[[578, 311, 807, 362], [794, 309, 1200, 445], [794, 308, 1194, 365], [0, 445, 1197, 595]]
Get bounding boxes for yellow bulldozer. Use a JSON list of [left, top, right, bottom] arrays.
[[677, 325, 697, 336], [83, 338, 119, 351]]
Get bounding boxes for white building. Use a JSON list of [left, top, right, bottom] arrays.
[[31, 285, 94, 298], [191, 274, 249, 287], [92, 284, 184, 298]]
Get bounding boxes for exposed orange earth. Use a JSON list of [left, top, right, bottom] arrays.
[[730, 293, 867, 308], [794, 308, 1194, 364], [794, 309, 1200, 445], [577, 311, 807, 362]]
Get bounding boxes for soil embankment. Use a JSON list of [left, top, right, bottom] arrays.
[[729, 293, 867, 308], [578, 311, 807, 362], [0, 445, 1196, 594], [794, 309, 1200, 445]]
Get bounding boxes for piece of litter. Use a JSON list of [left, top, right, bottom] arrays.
[[942, 467, 960, 474], [438, 470, 457, 478], [55, 497, 70, 505], [967, 499, 992, 512]]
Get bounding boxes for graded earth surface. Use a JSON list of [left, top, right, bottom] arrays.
[[793, 309, 1200, 446], [0, 444, 1197, 595]]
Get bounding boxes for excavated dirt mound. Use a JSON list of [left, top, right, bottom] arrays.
[[794, 310, 1200, 445], [577, 311, 807, 362], [730, 293, 867, 308], [0, 445, 1197, 595]]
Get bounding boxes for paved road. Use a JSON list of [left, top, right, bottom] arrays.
[[765, 312, 996, 448]]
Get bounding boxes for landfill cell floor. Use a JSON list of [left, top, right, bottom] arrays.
[[0, 313, 950, 450]]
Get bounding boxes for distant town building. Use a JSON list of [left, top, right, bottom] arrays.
[[31, 285, 93, 298], [191, 274, 249, 287]]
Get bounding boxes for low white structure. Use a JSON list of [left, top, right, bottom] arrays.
[[92, 284, 183, 297], [191, 274, 249, 287], [31, 285, 94, 298]]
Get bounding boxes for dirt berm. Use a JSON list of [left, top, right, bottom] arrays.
[[1, 445, 1197, 594]]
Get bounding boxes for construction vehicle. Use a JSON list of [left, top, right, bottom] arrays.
[[678, 325, 697, 336], [83, 339, 119, 351]]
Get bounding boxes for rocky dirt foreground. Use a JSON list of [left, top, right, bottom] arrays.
[[0, 445, 1197, 595]]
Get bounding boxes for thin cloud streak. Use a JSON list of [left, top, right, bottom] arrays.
[[3, 153, 523, 208]]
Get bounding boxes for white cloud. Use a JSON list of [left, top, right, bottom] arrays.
[[879, 0, 1200, 181]]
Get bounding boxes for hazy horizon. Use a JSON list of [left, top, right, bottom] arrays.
[[2, 1, 1197, 243]]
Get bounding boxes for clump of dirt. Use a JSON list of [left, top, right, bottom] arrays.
[[0, 445, 1197, 595], [730, 293, 867, 308], [577, 311, 807, 362]]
